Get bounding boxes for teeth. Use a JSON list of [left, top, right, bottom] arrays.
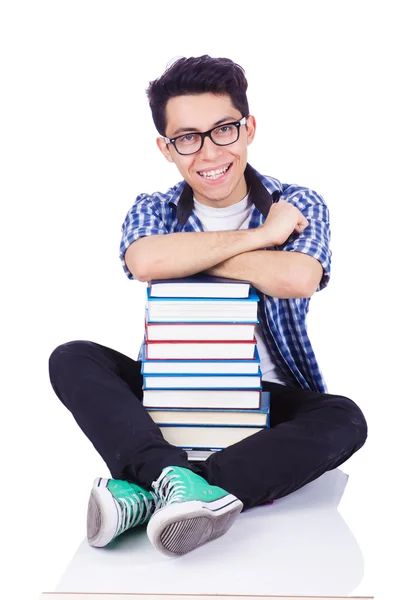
[[199, 165, 230, 180]]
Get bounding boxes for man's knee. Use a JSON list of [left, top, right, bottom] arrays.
[[49, 340, 93, 377], [331, 395, 368, 451]]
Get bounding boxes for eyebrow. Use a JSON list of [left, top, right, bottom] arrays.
[[171, 116, 239, 137]]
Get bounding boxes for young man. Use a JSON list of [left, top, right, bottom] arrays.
[[49, 55, 367, 558]]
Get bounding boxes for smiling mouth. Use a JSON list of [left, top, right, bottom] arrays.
[[198, 164, 232, 180]]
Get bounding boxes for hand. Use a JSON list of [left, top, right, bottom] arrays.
[[255, 200, 309, 247]]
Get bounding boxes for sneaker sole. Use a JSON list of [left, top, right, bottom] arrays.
[[146, 494, 243, 556], [87, 478, 121, 547]]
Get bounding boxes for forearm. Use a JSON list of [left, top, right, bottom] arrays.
[[206, 250, 323, 298], [125, 229, 262, 281]]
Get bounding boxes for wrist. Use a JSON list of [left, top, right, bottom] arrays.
[[245, 226, 266, 251]]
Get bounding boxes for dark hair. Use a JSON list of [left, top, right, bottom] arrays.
[[146, 55, 249, 136]]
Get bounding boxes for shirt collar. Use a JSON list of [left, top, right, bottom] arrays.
[[171, 163, 278, 227]]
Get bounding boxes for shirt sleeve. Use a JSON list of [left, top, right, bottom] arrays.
[[279, 186, 332, 291], [119, 194, 168, 280]]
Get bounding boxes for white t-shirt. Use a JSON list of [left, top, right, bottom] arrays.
[[193, 194, 294, 386]]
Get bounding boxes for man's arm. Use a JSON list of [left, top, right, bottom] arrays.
[[125, 200, 308, 282], [205, 250, 324, 298], [125, 228, 262, 281], [203, 189, 329, 298]]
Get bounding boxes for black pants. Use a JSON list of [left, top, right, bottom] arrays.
[[48, 340, 367, 510]]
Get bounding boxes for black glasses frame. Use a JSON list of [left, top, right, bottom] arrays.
[[164, 117, 247, 155]]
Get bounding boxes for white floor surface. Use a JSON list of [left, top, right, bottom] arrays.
[[43, 468, 374, 599]]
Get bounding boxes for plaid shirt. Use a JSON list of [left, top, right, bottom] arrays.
[[120, 164, 331, 393]]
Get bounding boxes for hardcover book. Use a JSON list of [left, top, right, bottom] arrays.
[[146, 288, 259, 322], [143, 372, 262, 390], [149, 274, 251, 298], [184, 448, 216, 461], [158, 424, 265, 448], [146, 391, 270, 427], [145, 338, 257, 360], [140, 346, 261, 374], [145, 315, 257, 341], [142, 388, 262, 409]]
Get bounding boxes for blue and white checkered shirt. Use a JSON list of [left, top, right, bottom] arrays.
[[120, 164, 331, 393]]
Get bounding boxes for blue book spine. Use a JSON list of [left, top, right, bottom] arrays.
[[141, 345, 261, 367], [146, 391, 270, 414], [146, 288, 260, 302], [143, 372, 262, 390]]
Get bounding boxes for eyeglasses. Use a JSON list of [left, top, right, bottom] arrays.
[[164, 117, 247, 156]]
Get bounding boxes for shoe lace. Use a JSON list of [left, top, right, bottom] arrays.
[[117, 491, 156, 535], [153, 467, 187, 508]]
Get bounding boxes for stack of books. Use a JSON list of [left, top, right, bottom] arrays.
[[141, 274, 270, 461]]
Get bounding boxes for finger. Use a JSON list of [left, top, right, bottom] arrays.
[[294, 220, 308, 233], [299, 216, 309, 229]]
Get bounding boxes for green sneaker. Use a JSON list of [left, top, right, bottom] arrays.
[[87, 477, 158, 548], [147, 466, 243, 556]]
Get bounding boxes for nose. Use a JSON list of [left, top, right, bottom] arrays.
[[198, 135, 222, 160]]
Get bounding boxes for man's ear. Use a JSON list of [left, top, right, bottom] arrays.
[[156, 137, 174, 163], [246, 115, 256, 146]]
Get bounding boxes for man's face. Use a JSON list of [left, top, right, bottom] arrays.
[[157, 93, 256, 208]]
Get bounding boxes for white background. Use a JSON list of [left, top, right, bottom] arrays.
[[1, 1, 396, 599]]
